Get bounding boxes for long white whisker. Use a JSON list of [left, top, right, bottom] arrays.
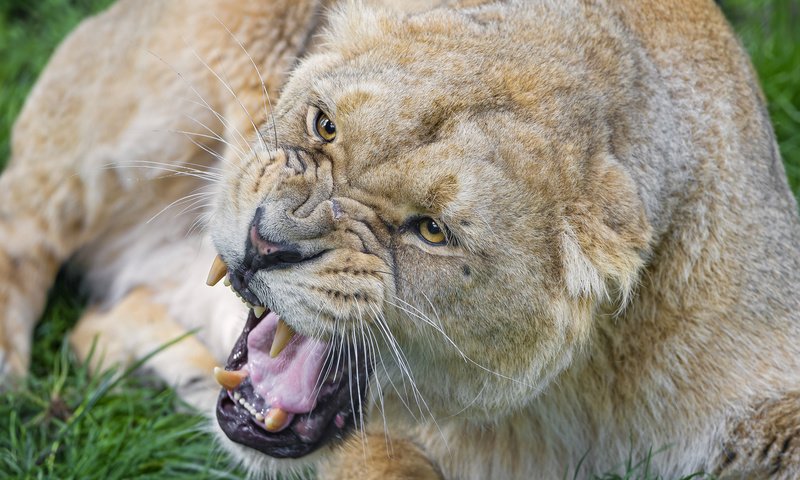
[[381, 270, 537, 389], [370, 311, 425, 420], [384, 297, 467, 362], [146, 49, 253, 162], [146, 191, 214, 225], [169, 127, 246, 160], [213, 14, 279, 154], [180, 36, 267, 154], [179, 101, 249, 161], [363, 325, 392, 456], [351, 327, 368, 460], [365, 305, 417, 421], [179, 99, 255, 172], [116, 160, 223, 180]]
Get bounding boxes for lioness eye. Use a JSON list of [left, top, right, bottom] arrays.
[[416, 218, 447, 245], [313, 110, 336, 142]]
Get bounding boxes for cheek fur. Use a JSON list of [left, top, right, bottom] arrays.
[[392, 244, 471, 306]]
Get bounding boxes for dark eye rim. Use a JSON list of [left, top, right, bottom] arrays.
[[313, 109, 336, 142], [413, 217, 450, 246]]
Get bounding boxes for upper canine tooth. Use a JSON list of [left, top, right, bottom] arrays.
[[206, 255, 227, 286], [213, 366, 248, 390], [253, 306, 266, 318], [270, 318, 295, 358]]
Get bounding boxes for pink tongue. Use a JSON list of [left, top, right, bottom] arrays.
[[245, 312, 330, 414]]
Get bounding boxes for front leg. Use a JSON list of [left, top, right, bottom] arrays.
[[69, 287, 220, 412], [0, 165, 86, 380], [0, 0, 319, 382], [319, 432, 442, 480]]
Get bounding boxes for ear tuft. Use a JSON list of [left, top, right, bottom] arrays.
[[561, 224, 609, 302], [560, 155, 652, 308]]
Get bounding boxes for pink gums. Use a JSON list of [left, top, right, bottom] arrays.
[[246, 312, 330, 414]]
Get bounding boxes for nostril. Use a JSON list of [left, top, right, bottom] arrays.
[[248, 225, 305, 269], [249, 225, 285, 257], [274, 251, 304, 264]]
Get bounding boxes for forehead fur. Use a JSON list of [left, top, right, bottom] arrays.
[[312, 1, 637, 144]]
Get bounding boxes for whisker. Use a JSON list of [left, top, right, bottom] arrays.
[[376, 270, 537, 390], [213, 14, 279, 155], [363, 325, 393, 455], [180, 36, 267, 154], [365, 305, 415, 420], [146, 48, 255, 183], [145, 191, 214, 225], [179, 99, 254, 170], [146, 49, 249, 152], [169, 127, 246, 160], [350, 326, 368, 460], [113, 160, 223, 180]]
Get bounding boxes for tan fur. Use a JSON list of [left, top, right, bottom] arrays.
[[2, 0, 800, 478], [69, 287, 220, 408], [318, 433, 442, 480]]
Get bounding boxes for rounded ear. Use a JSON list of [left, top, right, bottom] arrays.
[[560, 154, 652, 306]]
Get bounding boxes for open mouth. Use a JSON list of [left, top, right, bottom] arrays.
[[210, 257, 371, 459]]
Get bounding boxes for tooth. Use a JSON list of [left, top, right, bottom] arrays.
[[255, 412, 265, 422], [246, 302, 254, 309], [264, 407, 291, 432], [223, 276, 231, 287], [213, 367, 248, 390], [253, 306, 266, 318], [270, 319, 295, 358], [206, 255, 227, 286]]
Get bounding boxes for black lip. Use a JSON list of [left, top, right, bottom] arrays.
[[216, 311, 372, 458]]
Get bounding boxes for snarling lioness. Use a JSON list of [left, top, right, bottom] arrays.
[[2, 0, 800, 478]]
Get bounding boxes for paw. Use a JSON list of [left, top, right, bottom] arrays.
[[0, 344, 29, 388], [0, 288, 33, 387]]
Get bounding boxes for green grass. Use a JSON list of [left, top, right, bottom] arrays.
[[0, 2, 245, 478], [0, 0, 798, 478], [722, 0, 800, 197], [1, 279, 244, 479]]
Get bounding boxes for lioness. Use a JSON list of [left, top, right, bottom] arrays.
[[2, 0, 799, 478]]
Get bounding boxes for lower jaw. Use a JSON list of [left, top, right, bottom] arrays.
[[215, 310, 372, 459]]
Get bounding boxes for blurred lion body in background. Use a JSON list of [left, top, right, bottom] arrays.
[[1, 0, 800, 478]]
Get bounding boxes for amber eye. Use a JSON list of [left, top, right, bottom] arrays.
[[416, 217, 447, 245], [314, 110, 336, 142]]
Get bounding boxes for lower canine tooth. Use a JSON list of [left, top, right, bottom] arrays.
[[264, 407, 291, 432], [214, 367, 248, 390], [270, 319, 295, 358], [206, 255, 227, 286]]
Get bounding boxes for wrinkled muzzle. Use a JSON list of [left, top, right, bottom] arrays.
[[212, 147, 390, 458]]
